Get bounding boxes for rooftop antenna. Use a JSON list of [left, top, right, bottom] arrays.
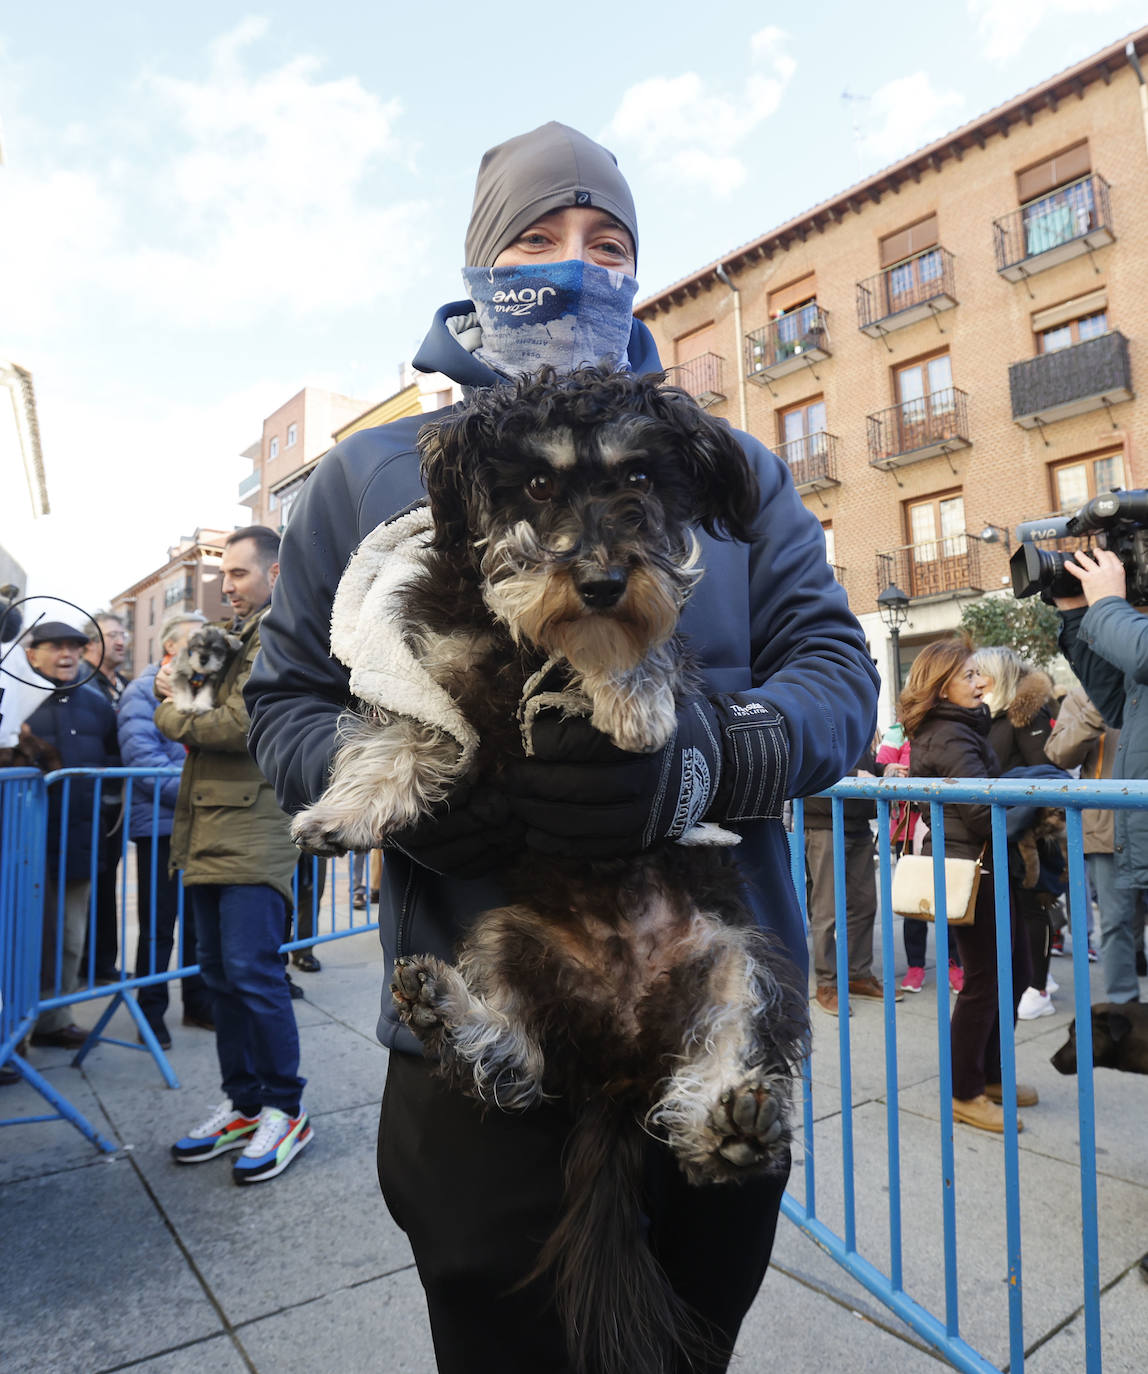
[[841, 90, 870, 179]]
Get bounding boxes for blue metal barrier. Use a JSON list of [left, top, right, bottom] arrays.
[[787, 775, 1147, 1374]]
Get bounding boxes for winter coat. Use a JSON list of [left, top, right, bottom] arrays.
[[156, 607, 298, 901], [876, 732, 917, 846], [245, 300, 880, 1053], [116, 664, 185, 840], [1043, 685, 1117, 854], [1060, 600, 1148, 886], [986, 669, 1055, 774], [24, 678, 119, 875], [802, 748, 879, 832], [908, 701, 999, 860]]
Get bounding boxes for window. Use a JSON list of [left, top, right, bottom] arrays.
[[906, 491, 967, 597], [894, 351, 954, 450], [1051, 451, 1127, 512], [269, 436, 279, 460], [1017, 143, 1094, 257], [149, 597, 155, 627], [286, 423, 297, 448], [767, 274, 821, 361], [674, 322, 715, 366], [821, 521, 836, 569], [778, 396, 828, 474], [1037, 309, 1108, 354]]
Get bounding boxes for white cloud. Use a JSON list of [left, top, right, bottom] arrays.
[[605, 28, 795, 196], [0, 20, 427, 337], [967, 0, 1128, 61], [858, 73, 966, 167]]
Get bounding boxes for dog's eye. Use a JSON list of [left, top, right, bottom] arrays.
[[625, 470, 652, 493], [526, 473, 555, 503]]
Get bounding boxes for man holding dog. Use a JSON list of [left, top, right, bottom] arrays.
[[247, 123, 879, 1369], [156, 526, 311, 1185]]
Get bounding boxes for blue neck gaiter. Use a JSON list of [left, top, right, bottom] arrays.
[[461, 260, 639, 379]]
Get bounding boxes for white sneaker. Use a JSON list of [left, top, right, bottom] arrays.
[[1045, 974, 1059, 995], [1017, 987, 1054, 1020]]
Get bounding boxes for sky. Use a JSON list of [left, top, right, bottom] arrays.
[[2, 0, 1146, 622]]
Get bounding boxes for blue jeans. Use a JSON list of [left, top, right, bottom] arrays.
[[1088, 853, 1144, 1004], [190, 884, 305, 1116]]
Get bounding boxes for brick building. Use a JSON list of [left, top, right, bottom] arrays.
[[636, 29, 1148, 725], [110, 530, 232, 679]]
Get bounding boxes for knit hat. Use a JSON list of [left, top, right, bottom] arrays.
[[465, 122, 638, 269]]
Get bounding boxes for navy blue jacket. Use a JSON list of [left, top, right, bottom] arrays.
[[116, 664, 185, 840], [1059, 600, 1148, 887], [246, 303, 879, 1051], [25, 678, 119, 875]]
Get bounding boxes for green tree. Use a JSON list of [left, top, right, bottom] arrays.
[[958, 594, 1062, 669]]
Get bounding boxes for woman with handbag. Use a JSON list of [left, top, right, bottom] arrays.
[[899, 637, 1037, 1134]]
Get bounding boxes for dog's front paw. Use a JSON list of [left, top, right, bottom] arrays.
[[290, 807, 353, 857], [391, 955, 453, 1036], [708, 1077, 787, 1175]]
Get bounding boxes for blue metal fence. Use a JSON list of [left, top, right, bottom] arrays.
[[1, 765, 1141, 1372]]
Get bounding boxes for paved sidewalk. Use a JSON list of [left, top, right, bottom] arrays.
[[1, 913, 1144, 1373]]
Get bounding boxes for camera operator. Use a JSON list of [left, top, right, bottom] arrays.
[[1055, 546, 1146, 1002]]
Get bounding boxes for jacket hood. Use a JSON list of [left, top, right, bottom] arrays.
[[411, 299, 663, 387], [999, 669, 1054, 729]]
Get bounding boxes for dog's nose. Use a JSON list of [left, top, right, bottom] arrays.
[[575, 568, 628, 609]]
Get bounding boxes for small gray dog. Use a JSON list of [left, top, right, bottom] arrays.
[[170, 626, 241, 715]]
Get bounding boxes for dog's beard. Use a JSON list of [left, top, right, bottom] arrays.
[[480, 524, 697, 676]]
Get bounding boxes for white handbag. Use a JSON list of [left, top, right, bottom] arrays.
[[890, 851, 983, 926]]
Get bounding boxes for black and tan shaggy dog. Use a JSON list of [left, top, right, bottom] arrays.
[[293, 366, 810, 1374]]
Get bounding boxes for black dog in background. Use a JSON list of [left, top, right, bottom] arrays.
[[1051, 1001, 1148, 1075]]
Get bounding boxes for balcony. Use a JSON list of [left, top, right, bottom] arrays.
[[877, 535, 984, 603], [856, 247, 958, 337], [673, 352, 726, 407], [993, 174, 1115, 281], [775, 430, 840, 495], [867, 387, 971, 471], [238, 469, 261, 503], [745, 307, 831, 384], [1010, 330, 1132, 429]]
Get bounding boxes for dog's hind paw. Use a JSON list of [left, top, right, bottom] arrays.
[[391, 955, 454, 1036], [290, 807, 353, 857], [707, 1078, 787, 1176]]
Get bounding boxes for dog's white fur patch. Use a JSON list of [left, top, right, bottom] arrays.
[[528, 427, 577, 469]]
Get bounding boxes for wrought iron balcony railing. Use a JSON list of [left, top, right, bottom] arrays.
[[672, 352, 726, 406], [774, 430, 840, 494], [1009, 330, 1132, 429], [867, 387, 971, 470], [993, 174, 1115, 280], [856, 247, 958, 337], [877, 535, 984, 602], [745, 306, 831, 384]]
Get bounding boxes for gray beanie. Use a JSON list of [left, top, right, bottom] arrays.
[[465, 122, 638, 269]]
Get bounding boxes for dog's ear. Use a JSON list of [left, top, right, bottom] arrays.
[[224, 633, 243, 654], [419, 414, 483, 550], [647, 385, 761, 543], [1100, 1009, 1132, 1044]]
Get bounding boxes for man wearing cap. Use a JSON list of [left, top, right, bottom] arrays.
[[23, 623, 119, 1047], [247, 123, 878, 1369]]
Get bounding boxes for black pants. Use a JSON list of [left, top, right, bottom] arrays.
[[377, 1051, 788, 1374], [1015, 885, 1052, 991], [950, 871, 1032, 1100], [134, 836, 212, 1028]]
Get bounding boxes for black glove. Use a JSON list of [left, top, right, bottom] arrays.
[[502, 694, 789, 859], [389, 785, 525, 879]]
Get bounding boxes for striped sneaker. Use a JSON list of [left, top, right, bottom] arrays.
[[171, 1099, 260, 1163], [232, 1106, 312, 1186]]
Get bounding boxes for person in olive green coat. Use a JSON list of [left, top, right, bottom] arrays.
[[155, 527, 312, 1186]]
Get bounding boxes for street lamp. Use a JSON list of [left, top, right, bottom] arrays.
[[978, 523, 1012, 554], [877, 583, 911, 702]]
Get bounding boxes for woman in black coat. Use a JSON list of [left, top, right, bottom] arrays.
[[900, 637, 1037, 1133]]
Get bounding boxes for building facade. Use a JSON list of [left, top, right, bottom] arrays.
[[636, 30, 1148, 726], [109, 530, 232, 679]]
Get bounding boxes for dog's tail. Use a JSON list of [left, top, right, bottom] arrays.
[[527, 1095, 712, 1374]]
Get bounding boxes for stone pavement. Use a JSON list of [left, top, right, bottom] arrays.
[[1, 910, 1144, 1373]]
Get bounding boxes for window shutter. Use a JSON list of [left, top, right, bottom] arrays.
[[674, 322, 715, 364], [879, 214, 939, 268], [1031, 287, 1108, 334], [768, 272, 816, 316], [1016, 141, 1091, 203]]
